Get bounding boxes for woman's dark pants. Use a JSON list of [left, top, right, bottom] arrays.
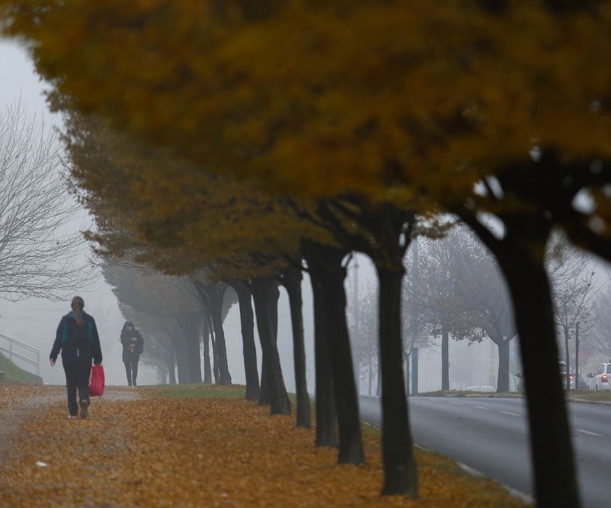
[[62, 360, 91, 417], [124, 359, 139, 386]]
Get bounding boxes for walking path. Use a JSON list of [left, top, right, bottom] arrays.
[[0, 385, 140, 464]]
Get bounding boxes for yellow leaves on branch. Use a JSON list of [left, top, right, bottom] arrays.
[[0, 385, 527, 507], [64, 111, 309, 278], [2, 1, 610, 201]]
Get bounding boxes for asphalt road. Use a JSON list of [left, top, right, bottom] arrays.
[[359, 395, 611, 507]]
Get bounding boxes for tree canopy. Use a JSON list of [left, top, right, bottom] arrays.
[[60, 110, 316, 281], [2, 2, 610, 504], [2, 1, 610, 210]]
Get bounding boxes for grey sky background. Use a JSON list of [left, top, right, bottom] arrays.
[[0, 40, 152, 386], [0, 40, 47, 112], [0, 39, 295, 390]]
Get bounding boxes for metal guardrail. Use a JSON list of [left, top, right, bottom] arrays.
[[0, 333, 40, 377]]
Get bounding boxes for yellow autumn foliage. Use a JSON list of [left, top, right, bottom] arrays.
[[64, 113, 319, 280], [2, 0, 610, 205]]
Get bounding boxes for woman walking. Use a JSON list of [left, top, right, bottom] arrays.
[[120, 321, 144, 386], [50, 296, 103, 419]]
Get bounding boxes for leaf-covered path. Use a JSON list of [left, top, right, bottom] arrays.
[[0, 384, 527, 507]]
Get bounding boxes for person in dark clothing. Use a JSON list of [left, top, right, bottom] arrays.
[[50, 296, 103, 420], [120, 321, 144, 386]]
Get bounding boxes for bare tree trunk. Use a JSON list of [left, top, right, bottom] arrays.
[[305, 242, 364, 464], [281, 266, 311, 428], [194, 282, 232, 385], [501, 253, 578, 507], [259, 355, 270, 405], [492, 337, 511, 392], [208, 288, 232, 385], [308, 261, 338, 447], [251, 276, 291, 415], [377, 265, 418, 496], [210, 328, 219, 384], [376, 354, 381, 396], [564, 327, 571, 391], [174, 333, 190, 384], [177, 312, 203, 384], [441, 325, 450, 391], [228, 279, 260, 401], [202, 316, 212, 385], [462, 209, 580, 508], [168, 340, 177, 385], [404, 353, 410, 395]]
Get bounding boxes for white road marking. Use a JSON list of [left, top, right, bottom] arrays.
[[457, 462, 534, 504], [472, 405, 490, 410], [500, 411, 520, 416], [575, 429, 603, 437]]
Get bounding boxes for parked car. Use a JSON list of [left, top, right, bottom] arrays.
[[567, 373, 589, 390], [558, 361, 588, 390], [587, 362, 611, 391], [514, 360, 578, 392]]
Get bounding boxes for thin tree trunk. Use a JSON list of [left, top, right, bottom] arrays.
[[210, 328, 219, 384], [259, 355, 271, 405], [500, 252, 578, 507], [202, 316, 212, 385], [463, 205, 580, 507], [251, 275, 291, 415], [282, 266, 311, 428], [194, 281, 232, 385], [404, 353, 410, 395], [308, 262, 338, 447], [441, 325, 449, 391], [564, 327, 571, 391], [257, 281, 280, 406], [229, 279, 260, 401], [168, 339, 177, 385], [377, 264, 418, 496], [174, 333, 190, 384], [411, 349, 419, 395], [458, 170, 580, 507], [209, 289, 232, 385], [177, 312, 202, 384], [494, 337, 510, 392], [211, 310, 231, 385], [306, 242, 364, 464], [187, 320, 202, 383], [376, 354, 381, 396]]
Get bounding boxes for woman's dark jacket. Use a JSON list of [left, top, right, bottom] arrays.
[[50, 311, 102, 364], [120, 327, 144, 363]]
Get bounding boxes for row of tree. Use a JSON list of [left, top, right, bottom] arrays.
[[3, 2, 611, 506], [349, 227, 604, 394]]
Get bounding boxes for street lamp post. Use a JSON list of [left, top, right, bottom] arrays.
[[575, 322, 580, 390], [353, 253, 359, 397]]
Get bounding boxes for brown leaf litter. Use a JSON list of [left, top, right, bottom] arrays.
[[0, 384, 528, 507]]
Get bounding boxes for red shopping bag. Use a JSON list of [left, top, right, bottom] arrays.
[[90, 364, 105, 396]]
